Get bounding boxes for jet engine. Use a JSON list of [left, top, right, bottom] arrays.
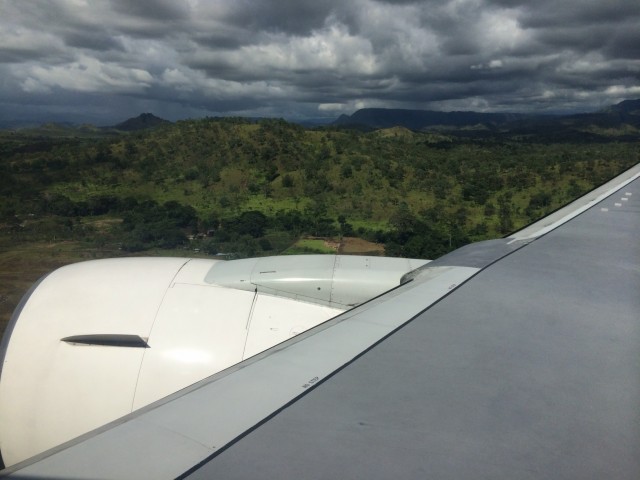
[[0, 254, 427, 466]]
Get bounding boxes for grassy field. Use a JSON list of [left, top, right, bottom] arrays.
[[281, 236, 385, 255]]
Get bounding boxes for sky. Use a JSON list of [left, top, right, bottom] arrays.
[[1, 0, 639, 125]]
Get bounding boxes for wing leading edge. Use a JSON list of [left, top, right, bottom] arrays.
[[3, 164, 640, 479]]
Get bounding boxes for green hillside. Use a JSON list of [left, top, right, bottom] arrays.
[[2, 117, 637, 252], [0, 116, 638, 333]]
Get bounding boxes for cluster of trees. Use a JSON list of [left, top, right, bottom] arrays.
[[120, 200, 198, 251]]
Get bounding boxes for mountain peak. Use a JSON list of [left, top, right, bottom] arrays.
[[112, 113, 170, 131], [604, 99, 640, 115]]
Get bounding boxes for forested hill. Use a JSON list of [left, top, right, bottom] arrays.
[[603, 99, 640, 115], [1, 116, 637, 260], [111, 113, 171, 131]]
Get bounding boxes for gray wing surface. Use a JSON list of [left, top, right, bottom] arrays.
[[3, 165, 639, 479]]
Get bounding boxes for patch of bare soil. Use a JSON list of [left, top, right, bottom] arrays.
[[338, 237, 385, 255], [323, 239, 340, 251], [86, 218, 123, 232]]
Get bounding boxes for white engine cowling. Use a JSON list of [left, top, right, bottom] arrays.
[[0, 255, 428, 466]]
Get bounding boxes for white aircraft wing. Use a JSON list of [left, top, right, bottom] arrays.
[[2, 164, 639, 479]]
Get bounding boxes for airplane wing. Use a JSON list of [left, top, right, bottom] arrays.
[[2, 163, 639, 479]]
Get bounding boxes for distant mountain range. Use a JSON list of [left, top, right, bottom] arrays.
[[2, 100, 639, 138], [333, 99, 640, 138], [333, 109, 536, 130]]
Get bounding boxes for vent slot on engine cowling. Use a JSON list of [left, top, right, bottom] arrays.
[[61, 334, 149, 348]]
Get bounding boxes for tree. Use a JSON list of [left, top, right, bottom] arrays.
[[340, 164, 353, 179], [497, 193, 514, 234], [259, 238, 273, 251], [282, 174, 294, 188], [225, 211, 268, 238]]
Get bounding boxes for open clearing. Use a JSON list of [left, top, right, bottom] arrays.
[[283, 236, 385, 255], [339, 237, 385, 255]]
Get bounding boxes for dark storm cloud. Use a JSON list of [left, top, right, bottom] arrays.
[[517, 0, 640, 28], [110, 0, 191, 22], [62, 30, 125, 51], [371, 0, 425, 4], [606, 25, 640, 59], [0, 0, 638, 124], [222, 0, 338, 35], [192, 31, 248, 50]]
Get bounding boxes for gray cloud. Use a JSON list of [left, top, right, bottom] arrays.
[[0, 0, 638, 124], [606, 25, 640, 59], [110, 0, 191, 22], [518, 0, 640, 28], [222, 0, 338, 35], [62, 29, 125, 52]]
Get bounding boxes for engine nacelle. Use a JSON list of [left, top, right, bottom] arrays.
[[0, 255, 427, 466]]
